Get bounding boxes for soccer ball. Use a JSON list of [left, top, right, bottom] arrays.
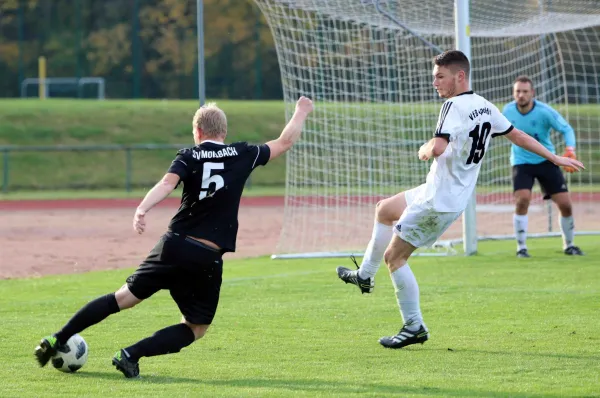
[[51, 334, 88, 373]]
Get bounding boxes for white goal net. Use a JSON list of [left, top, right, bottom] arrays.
[[253, 0, 600, 257]]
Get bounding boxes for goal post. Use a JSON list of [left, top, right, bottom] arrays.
[[253, 0, 600, 258], [453, 0, 478, 255], [20, 77, 106, 100]]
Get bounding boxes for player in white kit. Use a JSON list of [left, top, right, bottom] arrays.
[[336, 50, 584, 349]]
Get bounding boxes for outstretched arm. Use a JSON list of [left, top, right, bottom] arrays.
[[504, 128, 584, 172], [133, 173, 180, 234], [266, 96, 314, 160]]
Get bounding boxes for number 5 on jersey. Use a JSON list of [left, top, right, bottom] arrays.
[[199, 162, 224, 200]]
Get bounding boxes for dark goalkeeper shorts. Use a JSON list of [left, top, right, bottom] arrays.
[[512, 160, 568, 200], [126, 231, 223, 325]]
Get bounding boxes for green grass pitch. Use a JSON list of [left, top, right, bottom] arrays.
[[1, 237, 599, 397]]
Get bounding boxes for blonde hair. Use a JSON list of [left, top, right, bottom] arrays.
[[192, 102, 227, 138]]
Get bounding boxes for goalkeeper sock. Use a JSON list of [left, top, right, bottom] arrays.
[[54, 293, 120, 345], [513, 214, 528, 251], [560, 216, 575, 249], [124, 324, 196, 362], [358, 221, 393, 280], [390, 264, 423, 331]]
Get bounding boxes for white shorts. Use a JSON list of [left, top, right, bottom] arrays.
[[394, 184, 462, 248]]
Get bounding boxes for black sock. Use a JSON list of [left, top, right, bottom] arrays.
[[54, 293, 120, 345], [124, 324, 196, 362]]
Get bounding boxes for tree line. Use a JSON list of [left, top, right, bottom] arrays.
[[0, 0, 283, 99]]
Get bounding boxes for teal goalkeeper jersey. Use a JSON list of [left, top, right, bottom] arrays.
[[502, 100, 576, 166]]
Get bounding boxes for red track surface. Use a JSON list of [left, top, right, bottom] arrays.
[[1, 193, 598, 279], [1, 192, 597, 211], [0, 196, 284, 211]]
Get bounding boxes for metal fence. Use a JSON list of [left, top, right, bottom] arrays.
[[2, 140, 598, 193]]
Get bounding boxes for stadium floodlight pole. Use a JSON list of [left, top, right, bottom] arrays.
[[373, 0, 444, 54], [197, 0, 206, 106], [454, 0, 477, 255]]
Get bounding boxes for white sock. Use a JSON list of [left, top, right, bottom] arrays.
[[357, 221, 393, 280], [390, 264, 423, 331], [560, 216, 575, 249], [513, 214, 528, 251]]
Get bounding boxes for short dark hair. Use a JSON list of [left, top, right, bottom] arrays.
[[513, 75, 534, 90], [433, 50, 470, 78]]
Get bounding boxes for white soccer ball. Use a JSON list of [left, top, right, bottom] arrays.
[[51, 334, 88, 373]]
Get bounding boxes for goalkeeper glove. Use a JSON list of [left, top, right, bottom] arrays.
[[562, 146, 576, 173]]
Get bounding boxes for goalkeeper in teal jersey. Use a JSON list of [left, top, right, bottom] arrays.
[[502, 75, 583, 258]]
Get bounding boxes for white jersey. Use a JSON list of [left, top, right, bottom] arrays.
[[414, 91, 513, 212]]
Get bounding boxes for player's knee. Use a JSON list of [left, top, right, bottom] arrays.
[[186, 324, 207, 341], [515, 197, 530, 213], [182, 318, 209, 340], [558, 203, 572, 217], [383, 248, 393, 266], [375, 200, 386, 217], [115, 285, 143, 310], [376, 200, 399, 225], [383, 248, 399, 268], [384, 249, 408, 272]]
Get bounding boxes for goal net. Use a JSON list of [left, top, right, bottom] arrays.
[[253, 0, 600, 257]]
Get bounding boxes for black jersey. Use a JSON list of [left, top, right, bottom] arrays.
[[166, 140, 270, 252]]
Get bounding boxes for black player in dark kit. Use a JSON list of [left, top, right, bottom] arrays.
[[34, 97, 314, 378]]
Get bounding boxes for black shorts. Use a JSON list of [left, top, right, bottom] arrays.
[[126, 231, 223, 325], [512, 160, 568, 200]]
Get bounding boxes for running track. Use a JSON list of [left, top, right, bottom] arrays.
[[0, 196, 283, 211], [1, 192, 598, 211]]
